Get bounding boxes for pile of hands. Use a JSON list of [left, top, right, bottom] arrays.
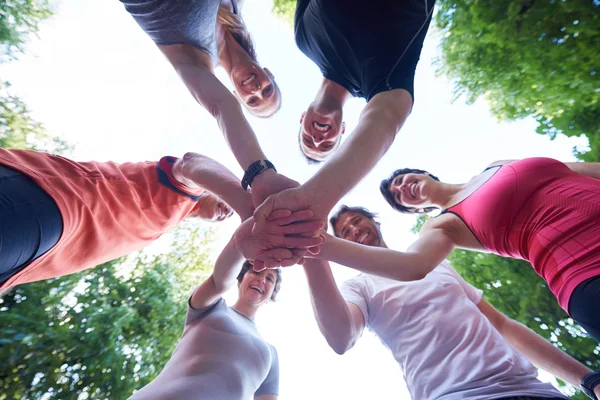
[[234, 169, 329, 271]]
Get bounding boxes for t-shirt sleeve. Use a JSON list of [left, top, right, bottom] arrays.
[[157, 156, 205, 199], [185, 296, 224, 325], [339, 276, 369, 326], [255, 345, 279, 396], [441, 261, 483, 305]]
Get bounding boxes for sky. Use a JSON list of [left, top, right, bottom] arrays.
[[0, 0, 589, 398]]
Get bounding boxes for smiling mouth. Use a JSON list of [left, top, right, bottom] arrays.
[[249, 286, 263, 294], [312, 121, 331, 133], [411, 182, 417, 199], [242, 73, 256, 86], [358, 232, 370, 245]]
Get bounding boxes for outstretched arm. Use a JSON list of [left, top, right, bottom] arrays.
[[303, 259, 365, 354], [302, 90, 413, 217], [158, 44, 298, 205], [565, 162, 600, 180], [479, 299, 598, 396], [312, 229, 454, 281], [172, 152, 253, 220], [190, 232, 245, 310]]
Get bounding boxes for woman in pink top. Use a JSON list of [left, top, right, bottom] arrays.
[[374, 158, 600, 343]]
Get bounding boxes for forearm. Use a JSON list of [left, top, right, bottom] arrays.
[[303, 260, 357, 354], [213, 234, 245, 292], [501, 319, 591, 387], [178, 153, 253, 220], [174, 63, 267, 170], [302, 90, 411, 216], [313, 235, 436, 281]]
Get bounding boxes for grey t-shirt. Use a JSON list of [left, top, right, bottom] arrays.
[[340, 262, 567, 400], [120, 0, 238, 60], [129, 298, 279, 400]]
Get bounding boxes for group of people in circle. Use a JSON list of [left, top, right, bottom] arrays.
[[1, 0, 599, 399]]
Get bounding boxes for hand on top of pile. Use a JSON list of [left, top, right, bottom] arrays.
[[234, 209, 324, 269]]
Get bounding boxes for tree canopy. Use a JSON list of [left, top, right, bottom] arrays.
[[0, 226, 215, 399], [0, 0, 53, 62]]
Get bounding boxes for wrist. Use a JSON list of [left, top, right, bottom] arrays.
[[582, 371, 600, 400], [242, 160, 276, 190]]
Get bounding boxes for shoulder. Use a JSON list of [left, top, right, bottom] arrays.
[[486, 159, 516, 168]]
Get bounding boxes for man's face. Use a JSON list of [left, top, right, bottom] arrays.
[[333, 211, 382, 247], [299, 105, 345, 161]]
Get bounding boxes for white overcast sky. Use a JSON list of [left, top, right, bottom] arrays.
[[0, 0, 588, 398]]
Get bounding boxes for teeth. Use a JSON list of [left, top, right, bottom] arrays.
[[242, 73, 256, 86], [312, 122, 330, 132], [412, 182, 417, 198], [250, 286, 263, 294]]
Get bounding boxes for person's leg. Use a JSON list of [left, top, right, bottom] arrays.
[[0, 165, 63, 284], [569, 275, 600, 343]]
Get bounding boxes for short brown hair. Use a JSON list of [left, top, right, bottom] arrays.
[[237, 261, 282, 301]]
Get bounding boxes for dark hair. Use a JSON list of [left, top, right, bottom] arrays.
[[237, 261, 282, 301], [329, 205, 380, 237], [380, 168, 440, 214]]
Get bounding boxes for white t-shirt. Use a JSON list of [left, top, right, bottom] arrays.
[[340, 261, 568, 400]]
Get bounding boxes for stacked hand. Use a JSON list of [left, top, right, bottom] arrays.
[[235, 209, 324, 268], [241, 169, 329, 269]]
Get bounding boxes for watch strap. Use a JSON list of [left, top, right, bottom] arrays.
[[241, 160, 276, 190], [582, 371, 600, 400]]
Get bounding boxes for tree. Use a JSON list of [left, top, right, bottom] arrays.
[[412, 215, 599, 399], [0, 0, 53, 62], [272, 0, 296, 25], [0, 81, 71, 154], [435, 0, 600, 161], [0, 225, 215, 399]]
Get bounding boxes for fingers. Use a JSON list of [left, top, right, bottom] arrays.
[[252, 260, 266, 272], [252, 196, 275, 234], [308, 245, 321, 255], [267, 209, 292, 220], [278, 220, 324, 235], [271, 209, 314, 225], [259, 248, 293, 260], [281, 235, 324, 248]]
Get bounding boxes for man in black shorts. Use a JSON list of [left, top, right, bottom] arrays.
[[295, 0, 435, 162]]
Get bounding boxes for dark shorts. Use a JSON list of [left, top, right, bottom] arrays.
[[0, 164, 62, 284], [569, 275, 600, 343]]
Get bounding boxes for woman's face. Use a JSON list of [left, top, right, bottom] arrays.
[[238, 269, 278, 306], [191, 193, 233, 222], [389, 173, 435, 209], [231, 62, 280, 117]]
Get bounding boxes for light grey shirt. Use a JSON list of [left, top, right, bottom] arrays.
[[340, 261, 568, 400], [129, 298, 279, 400]]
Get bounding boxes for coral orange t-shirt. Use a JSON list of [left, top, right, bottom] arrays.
[[0, 149, 204, 288]]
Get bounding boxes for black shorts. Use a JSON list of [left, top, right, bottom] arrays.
[[0, 164, 62, 284], [569, 275, 600, 343]]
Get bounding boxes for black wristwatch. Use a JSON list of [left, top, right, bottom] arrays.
[[241, 160, 276, 190], [582, 371, 600, 400]]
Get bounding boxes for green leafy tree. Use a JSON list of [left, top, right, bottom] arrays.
[[412, 215, 599, 398], [272, 0, 296, 25], [0, 0, 53, 62], [435, 0, 600, 161], [0, 81, 71, 153], [0, 225, 215, 399]]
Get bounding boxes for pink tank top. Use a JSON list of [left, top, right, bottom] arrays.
[[445, 158, 600, 312]]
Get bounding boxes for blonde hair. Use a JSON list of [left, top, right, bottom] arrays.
[[217, 6, 257, 62]]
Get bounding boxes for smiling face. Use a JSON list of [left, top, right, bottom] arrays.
[[238, 268, 279, 306], [298, 104, 345, 161], [189, 192, 233, 222], [333, 211, 383, 247], [231, 64, 281, 117], [388, 173, 436, 210]]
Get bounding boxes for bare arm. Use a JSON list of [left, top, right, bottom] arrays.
[[190, 233, 244, 310], [478, 299, 594, 390], [302, 89, 413, 217], [303, 259, 365, 354], [312, 229, 454, 281], [173, 152, 253, 220], [255, 395, 277, 400], [158, 44, 267, 170], [565, 162, 600, 180]]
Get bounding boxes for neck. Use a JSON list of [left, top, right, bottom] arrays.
[[431, 182, 466, 210], [218, 29, 248, 74], [312, 77, 351, 112], [232, 298, 259, 320]]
